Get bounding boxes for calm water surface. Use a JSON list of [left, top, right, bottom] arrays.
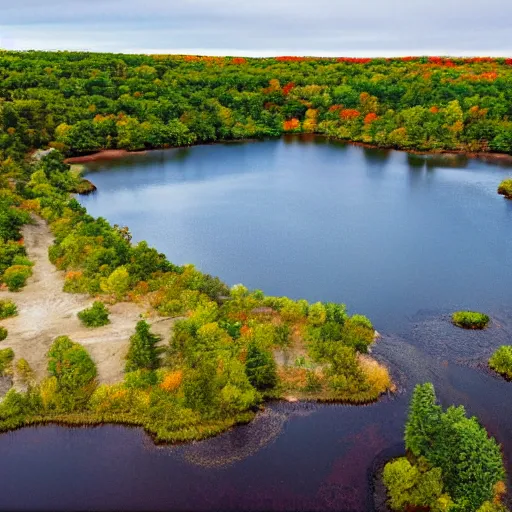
[[1, 137, 512, 511]]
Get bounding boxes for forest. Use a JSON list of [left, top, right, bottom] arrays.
[[0, 52, 510, 510], [0, 52, 512, 164]]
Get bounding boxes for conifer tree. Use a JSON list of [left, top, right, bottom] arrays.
[[125, 320, 161, 372]]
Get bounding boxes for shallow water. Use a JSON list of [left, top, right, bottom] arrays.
[[1, 137, 511, 511]]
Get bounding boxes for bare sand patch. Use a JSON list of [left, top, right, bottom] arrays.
[[0, 216, 175, 386]]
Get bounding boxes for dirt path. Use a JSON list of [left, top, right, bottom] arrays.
[[0, 216, 175, 386]]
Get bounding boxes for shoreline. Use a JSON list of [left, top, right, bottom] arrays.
[[63, 135, 512, 166]]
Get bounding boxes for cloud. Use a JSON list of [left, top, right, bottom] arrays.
[[1, 0, 511, 56]]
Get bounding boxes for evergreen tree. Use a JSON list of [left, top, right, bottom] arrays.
[[405, 382, 442, 456], [125, 320, 161, 372], [245, 342, 277, 390]]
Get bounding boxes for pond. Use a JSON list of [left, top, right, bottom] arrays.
[[1, 136, 511, 511]]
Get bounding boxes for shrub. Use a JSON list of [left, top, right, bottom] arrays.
[[497, 178, 512, 199], [15, 358, 35, 387], [451, 310, 490, 329], [77, 301, 110, 327], [124, 369, 158, 389], [349, 314, 373, 330], [0, 300, 17, 319], [0, 240, 27, 276], [383, 457, 449, 511], [0, 347, 14, 375], [2, 264, 33, 291], [489, 346, 512, 379], [47, 336, 97, 410], [0, 326, 7, 341], [12, 255, 33, 267]]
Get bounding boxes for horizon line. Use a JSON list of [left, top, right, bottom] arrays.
[[1, 49, 511, 59]]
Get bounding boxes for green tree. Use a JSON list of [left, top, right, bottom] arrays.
[[125, 320, 161, 372], [405, 383, 442, 456], [47, 336, 98, 410], [383, 457, 450, 511], [100, 266, 130, 299], [245, 342, 277, 390]]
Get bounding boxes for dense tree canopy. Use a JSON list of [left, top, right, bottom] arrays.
[[1, 52, 512, 167], [384, 383, 508, 511]]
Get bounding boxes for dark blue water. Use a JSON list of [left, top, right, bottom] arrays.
[[1, 137, 511, 511], [78, 136, 512, 331]]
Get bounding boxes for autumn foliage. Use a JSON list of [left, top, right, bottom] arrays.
[[160, 370, 183, 392], [364, 113, 378, 124], [340, 109, 361, 120], [283, 118, 301, 131]]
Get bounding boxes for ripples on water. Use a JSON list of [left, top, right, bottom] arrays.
[[0, 309, 511, 511], [1, 139, 512, 510]]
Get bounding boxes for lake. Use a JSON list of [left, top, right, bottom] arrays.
[[1, 136, 511, 511]]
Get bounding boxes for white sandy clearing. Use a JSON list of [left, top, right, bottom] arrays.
[[0, 216, 176, 386]]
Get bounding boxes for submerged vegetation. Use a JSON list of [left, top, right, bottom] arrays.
[[384, 383, 508, 512], [489, 346, 512, 380], [452, 310, 490, 329]]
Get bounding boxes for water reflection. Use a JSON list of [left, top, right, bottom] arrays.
[[0, 138, 503, 511], [80, 137, 512, 332]]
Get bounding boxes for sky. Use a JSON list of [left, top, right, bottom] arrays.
[[1, 0, 511, 57]]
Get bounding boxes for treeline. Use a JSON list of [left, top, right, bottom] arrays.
[[0, 151, 391, 442], [1, 52, 512, 165]]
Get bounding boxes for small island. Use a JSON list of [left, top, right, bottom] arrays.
[[451, 310, 490, 329], [497, 179, 512, 199], [382, 383, 507, 511], [489, 346, 512, 380]]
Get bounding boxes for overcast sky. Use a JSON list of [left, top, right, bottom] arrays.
[[1, 0, 511, 57]]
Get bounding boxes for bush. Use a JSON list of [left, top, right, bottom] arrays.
[[2, 264, 33, 291], [497, 178, 512, 199], [77, 301, 110, 327], [383, 457, 449, 511], [47, 336, 97, 410], [16, 358, 35, 387], [349, 314, 373, 330], [124, 369, 158, 389], [0, 240, 27, 276], [451, 311, 490, 329], [0, 326, 7, 341], [0, 347, 14, 375], [489, 346, 512, 379], [12, 255, 33, 267], [0, 300, 17, 319]]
